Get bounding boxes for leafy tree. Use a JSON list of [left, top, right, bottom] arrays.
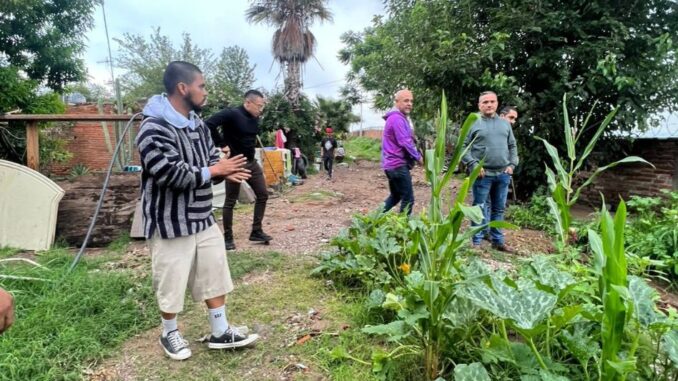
[[0, 0, 97, 90], [114, 28, 215, 102], [206, 46, 257, 114], [315, 96, 359, 135], [259, 90, 318, 159], [245, 0, 333, 105], [0, 67, 67, 165], [339, 0, 678, 196], [114, 28, 256, 110]]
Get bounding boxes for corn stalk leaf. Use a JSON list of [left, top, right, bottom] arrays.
[[562, 93, 575, 161], [546, 197, 565, 245], [573, 157, 654, 203], [573, 106, 618, 174], [535, 137, 569, 191]]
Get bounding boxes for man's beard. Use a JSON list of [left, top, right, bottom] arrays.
[[184, 92, 205, 113]]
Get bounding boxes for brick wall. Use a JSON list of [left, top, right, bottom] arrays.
[[350, 129, 383, 139], [48, 103, 141, 175], [579, 139, 678, 206]]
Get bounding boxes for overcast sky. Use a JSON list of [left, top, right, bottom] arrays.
[[83, 0, 386, 129]]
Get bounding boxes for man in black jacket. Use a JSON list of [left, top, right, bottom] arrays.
[[206, 90, 272, 250]]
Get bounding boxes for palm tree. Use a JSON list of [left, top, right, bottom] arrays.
[[245, 0, 333, 106]]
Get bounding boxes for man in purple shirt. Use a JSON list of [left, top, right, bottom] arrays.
[[381, 89, 422, 215]]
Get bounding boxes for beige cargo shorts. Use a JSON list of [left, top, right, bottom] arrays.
[[149, 223, 234, 313]]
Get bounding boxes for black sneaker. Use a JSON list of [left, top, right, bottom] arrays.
[[224, 238, 236, 250], [160, 329, 192, 360], [249, 230, 272, 242], [208, 327, 259, 349]]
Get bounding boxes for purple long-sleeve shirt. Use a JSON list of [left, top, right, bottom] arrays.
[[381, 110, 421, 170]]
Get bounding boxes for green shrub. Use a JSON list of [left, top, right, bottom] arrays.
[[626, 191, 678, 279], [506, 192, 555, 234]]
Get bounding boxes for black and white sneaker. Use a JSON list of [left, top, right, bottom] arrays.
[[160, 329, 192, 360], [208, 327, 259, 349]]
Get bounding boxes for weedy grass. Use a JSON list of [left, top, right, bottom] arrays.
[[343, 137, 382, 163], [0, 247, 157, 381], [95, 250, 407, 381]]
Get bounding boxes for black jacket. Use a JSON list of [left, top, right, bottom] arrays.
[[205, 106, 260, 161]]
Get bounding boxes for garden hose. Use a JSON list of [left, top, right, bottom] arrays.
[[68, 112, 142, 272]]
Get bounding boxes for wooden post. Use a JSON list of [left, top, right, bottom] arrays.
[[25, 121, 39, 170]]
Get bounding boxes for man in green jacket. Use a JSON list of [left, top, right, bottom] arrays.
[[462, 91, 519, 251]]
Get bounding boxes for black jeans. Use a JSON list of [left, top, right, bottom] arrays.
[[383, 165, 414, 215], [323, 156, 334, 177], [222, 160, 269, 236]]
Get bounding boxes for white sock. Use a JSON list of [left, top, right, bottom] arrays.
[[161, 317, 178, 337], [208, 305, 229, 337]]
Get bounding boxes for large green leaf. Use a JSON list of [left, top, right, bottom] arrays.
[[628, 275, 665, 327], [539, 370, 571, 381], [444, 296, 480, 327], [454, 363, 491, 381], [362, 320, 408, 341], [662, 330, 678, 367], [560, 324, 600, 366], [529, 256, 576, 295], [458, 276, 557, 331], [459, 204, 484, 224]]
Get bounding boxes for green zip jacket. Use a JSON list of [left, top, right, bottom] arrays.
[[461, 113, 519, 175]]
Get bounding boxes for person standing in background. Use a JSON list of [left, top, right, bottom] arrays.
[[381, 89, 422, 215]]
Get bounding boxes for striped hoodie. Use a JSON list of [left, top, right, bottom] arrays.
[[135, 94, 221, 239]]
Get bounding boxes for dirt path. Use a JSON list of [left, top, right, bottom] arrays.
[[89, 161, 554, 381], [228, 160, 552, 256]]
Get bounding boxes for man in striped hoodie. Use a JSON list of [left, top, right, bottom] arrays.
[[136, 61, 259, 361]]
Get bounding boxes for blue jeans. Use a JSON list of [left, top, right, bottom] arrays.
[[383, 165, 415, 215], [471, 173, 511, 245]]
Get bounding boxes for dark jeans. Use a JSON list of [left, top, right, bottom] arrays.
[[323, 156, 334, 177], [471, 173, 511, 245], [383, 165, 415, 215], [222, 160, 269, 236]]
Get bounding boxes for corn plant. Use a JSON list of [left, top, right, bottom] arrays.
[[536, 94, 652, 248], [359, 94, 517, 380], [588, 199, 635, 380]]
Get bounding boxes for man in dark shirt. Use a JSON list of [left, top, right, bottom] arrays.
[[206, 90, 272, 250], [320, 127, 337, 179]]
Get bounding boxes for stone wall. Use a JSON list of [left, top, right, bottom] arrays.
[[56, 173, 140, 246], [578, 139, 678, 207], [48, 103, 141, 175]]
